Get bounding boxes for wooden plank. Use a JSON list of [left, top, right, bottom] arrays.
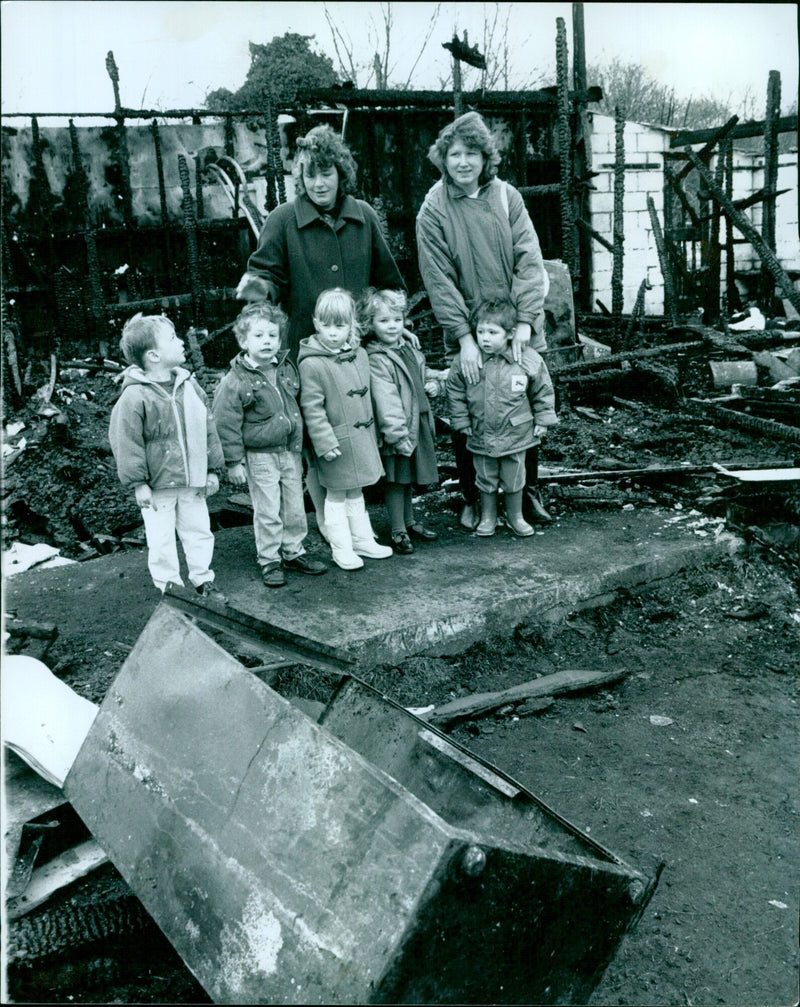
[[6, 839, 108, 920], [430, 669, 630, 726]]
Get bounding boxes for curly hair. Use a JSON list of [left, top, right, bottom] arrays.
[[470, 296, 517, 336], [119, 313, 174, 369], [233, 302, 288, 348], [358, 287, 408, 344], [292, 124, 358, 198], [427, 111, 501, 187]]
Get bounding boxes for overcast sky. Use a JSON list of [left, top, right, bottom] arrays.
[[1, 2, 797, 121]]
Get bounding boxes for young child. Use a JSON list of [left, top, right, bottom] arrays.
[[297, 288, 393, 571], [108, 313, 228, 601], [446, 297, 557, 538], [212, 302, 327, 588], [361, 288, 439, 554]]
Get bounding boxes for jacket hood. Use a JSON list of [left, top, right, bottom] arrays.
[[297, 337, 358, 362], [119, 364, 191, 391]]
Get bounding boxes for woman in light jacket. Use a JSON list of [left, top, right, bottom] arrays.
[[416, 110, 551, 530]]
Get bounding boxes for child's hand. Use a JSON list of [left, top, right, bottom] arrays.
[[424, 379, 439, 398], [396, 437, 414, 456], [322, 447, 342, 461], [135, 484, 156, 511], [403, 327, 421, 350], [206, 473, 220, 496], [534, 424, 547, 439], [227, 462, 247, 486]]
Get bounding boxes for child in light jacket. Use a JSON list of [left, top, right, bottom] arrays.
[[361, 288, 440, 555], [108, 313, 227, 601], [446, 297, 557, 538], [297, 288, 393, 571]]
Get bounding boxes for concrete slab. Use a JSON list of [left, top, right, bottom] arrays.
[[3, 508, 743, 670]]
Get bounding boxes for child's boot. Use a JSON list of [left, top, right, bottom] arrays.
[[346, 496, 393, 559], [324, 499, 363, 570], [476, 492, 498, 536], [526, 487, 553, 524], [506, 490, 535, 537]]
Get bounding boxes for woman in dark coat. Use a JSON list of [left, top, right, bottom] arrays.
[[236, 125, 407, 535]]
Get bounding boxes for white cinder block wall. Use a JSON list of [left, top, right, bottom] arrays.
[[587, 113, 799, 315]]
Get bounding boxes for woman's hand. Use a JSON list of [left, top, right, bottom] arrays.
[[403, 327, 421, 350], [459, 335, 482, 385], [227, 462, 247, 486], [511, 322, 532, 364], [322, 447, 342, 461]]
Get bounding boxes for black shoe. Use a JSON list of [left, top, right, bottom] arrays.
[[391, 531, 415, 554], [283, 554, 327, 575], [408, 522, 438, 541], [196, 581, 228, 604], [262, 562, 286, 588], [526, 489, 553, 524]]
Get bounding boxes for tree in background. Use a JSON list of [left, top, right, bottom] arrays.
[[588, 57, 733, 128], [205, 33, 339, 109]]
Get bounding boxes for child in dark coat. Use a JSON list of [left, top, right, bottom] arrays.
[[361, 288, 440, 554], [212, 303, 326, 588]]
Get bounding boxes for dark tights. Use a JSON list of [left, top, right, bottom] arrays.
[[385, 482, 414, 533]]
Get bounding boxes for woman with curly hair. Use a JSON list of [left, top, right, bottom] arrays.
[[238, 124, 406, 364], [416, 111, 551, 530], [237, 124, 406, 539]]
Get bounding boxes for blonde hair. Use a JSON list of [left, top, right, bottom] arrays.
[[233, 302, 287, 348], [358, 288, 408, 344], [119, 313, 173, 369], [313, 287, 360, 345]]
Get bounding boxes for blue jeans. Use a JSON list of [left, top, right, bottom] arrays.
[[245, 450, 308, 567]]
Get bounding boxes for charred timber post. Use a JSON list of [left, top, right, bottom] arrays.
[[576, 217, 614, 253], [572, 2, 594, 309], [664, 164, 700, 228], [105, 52, 134, 232], [612, 105, 626, 339], [269, 101, 286, 205], [67, 119, 91, 223], [624, 278, 651, 348], [724, 140, 738, 312], [442, 33, 485, 119], [646, 196, 677, 326], [760, 70, 781, 309], [177, 153, 205, 332], [556, 18, 578, 278], [705, 149, 725, 324], [150, 120, 174, 289], [685, 148, 800, 313], [264, 99, 278, 213], [224, 115, 235, 159]]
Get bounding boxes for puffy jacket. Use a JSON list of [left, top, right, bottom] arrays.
[[212, 351, 303, 465], [446, 346, 557, 457], [297, 337, 384, 491], [365, 339, 435, 454], [246, 194, 406, 361], [109, 366, 224, 490], [416, 177, 547, 359]]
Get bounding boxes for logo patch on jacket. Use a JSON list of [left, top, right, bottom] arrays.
[[510, 374, 527, 393]]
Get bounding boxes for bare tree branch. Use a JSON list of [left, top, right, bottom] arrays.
[[323, 2, 360, 85], [402, 3, 442, 89]]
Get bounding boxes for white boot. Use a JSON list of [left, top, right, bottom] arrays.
[[346, 496, 393, 559], [324, 499, 363, 570]]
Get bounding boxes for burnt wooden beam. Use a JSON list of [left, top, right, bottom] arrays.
[[685, 148, 800, 313], [760, 70, 782, 308], [647, 197, 677, 325], [664, 163, 700, 228], [670, 114, 797, 147], [673, 115, 739, 183], [577, 217, 614, 253]]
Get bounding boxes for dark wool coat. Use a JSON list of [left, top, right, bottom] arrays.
[[247, 194, 406, 361], [446, 346, 558, 458], [297, 338, 384, 491], [212, 350, 303, 465]]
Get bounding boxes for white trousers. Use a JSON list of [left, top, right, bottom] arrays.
[[140, 487, 215, 591]]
